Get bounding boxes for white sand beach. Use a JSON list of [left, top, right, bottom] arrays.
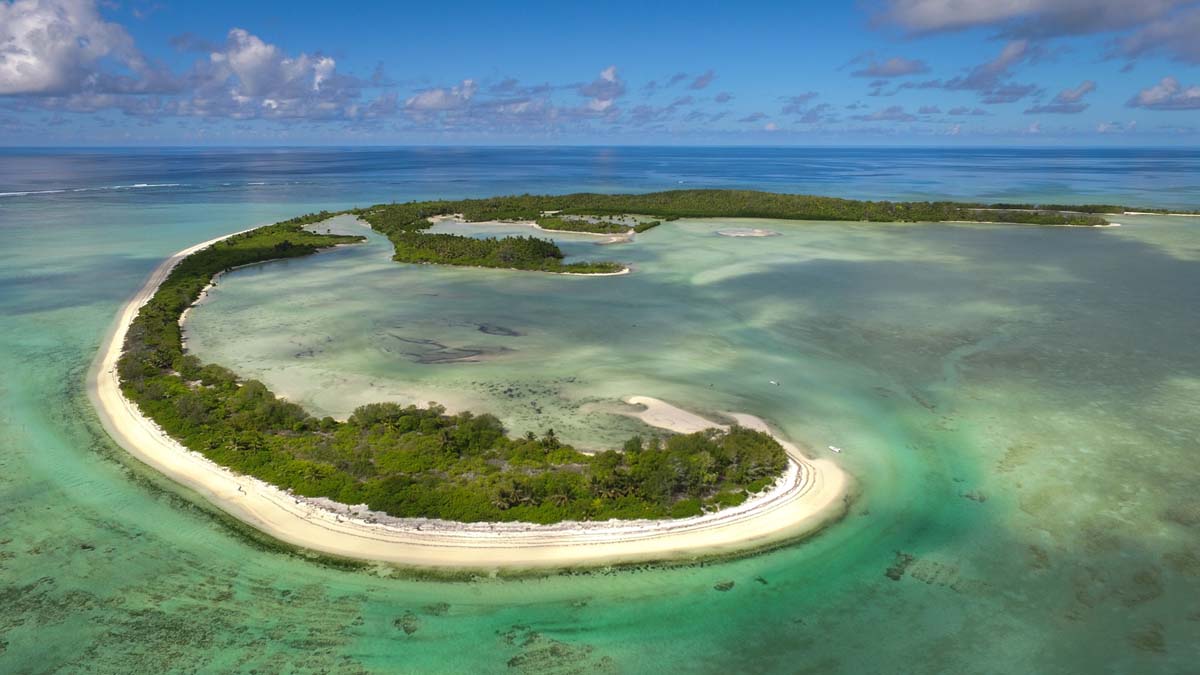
[[716, 228, 780, 237], [88, 229, 848, 570], [431, 213, 636, 241]]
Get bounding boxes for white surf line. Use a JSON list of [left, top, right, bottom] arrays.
[[89, 227, 848, 570]]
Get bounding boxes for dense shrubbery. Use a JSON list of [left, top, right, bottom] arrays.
[[349, 190, 1120, 278], [354, 203, 624, 273], [535, 216, 631, 234], [388, 231, 623, 273], [358, 190, 1114, 229], [118, 217, 787, 523], [118, 189, 1135, 524]]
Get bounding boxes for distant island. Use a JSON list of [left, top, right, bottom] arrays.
[[348, 189, 1144, 275], [92, 189, 1165, 568]]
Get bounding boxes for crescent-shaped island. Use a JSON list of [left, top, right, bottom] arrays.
[[89, 189, 1141, 571]]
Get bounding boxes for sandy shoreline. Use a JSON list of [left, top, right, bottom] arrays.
[[431, 213, 636, 243], [716, 228, 780, 237], [88, 227, 848, 570]]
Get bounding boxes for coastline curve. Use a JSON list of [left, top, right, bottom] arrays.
[[88, 228, 849, 571]]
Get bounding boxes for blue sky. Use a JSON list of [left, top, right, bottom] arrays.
[[1, 0, 1198, 145]]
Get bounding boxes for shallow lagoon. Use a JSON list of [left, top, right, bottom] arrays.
[[2, 147, 1199, 672]]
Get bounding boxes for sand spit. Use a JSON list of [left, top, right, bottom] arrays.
[[89, 229, 847, 571], [431, 213, 636, 242], [716, 228, 780, 237]]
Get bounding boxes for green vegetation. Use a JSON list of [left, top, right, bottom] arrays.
[[118, 215, 787, 524], [353, 202, 624, 273], [387, 231, 624, 273], [346, 189, 1132, 279], [535, 216, 630, 234], [357, 190, 1114, 228], [115, 188, 1151, 525], [985, 202, 1134, 214]]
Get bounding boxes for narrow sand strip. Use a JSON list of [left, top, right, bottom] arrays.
[[88, 229, 848, 570], [431, 213, 636, 241]]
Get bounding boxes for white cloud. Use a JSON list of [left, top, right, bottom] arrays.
[[0, 0, 167, 95], [170, 28, 373, 120], [1025, 80, 1095, 113], [1118, 7, 1200, 63], [880, 0, 1191, 36], [899, 40, 1041, 103], [1127, 76, 1200, 109], [851, 56, 929, 78], [405, 79, 478, 111], [579, 65, 625, 112], [688, 70, 716, 90], [212, 29, 336, 99], [1097, 120, 1136, 132]]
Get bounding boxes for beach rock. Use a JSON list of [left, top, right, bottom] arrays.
[[885, 552, 916, 581], [1128, 622, 1166, 653], [421, 602, 450, 616], [394, 611, 420, 635], [713, 580, 735, 592]]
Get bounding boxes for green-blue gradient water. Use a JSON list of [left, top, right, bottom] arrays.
[[1, 147, 1198, 673]]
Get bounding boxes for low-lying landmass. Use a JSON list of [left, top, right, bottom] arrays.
[[352, 189, 1138, 276], [115, 217, 788, 526], [92, 188, 1167, 568]]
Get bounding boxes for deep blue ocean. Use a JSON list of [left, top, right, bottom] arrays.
[[3, 146, 1199, 210]]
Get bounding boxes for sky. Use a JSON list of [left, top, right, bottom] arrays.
[[1, 0, 1199, 146]]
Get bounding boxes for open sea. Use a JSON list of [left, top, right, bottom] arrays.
[[1, 146, 1198, 673]]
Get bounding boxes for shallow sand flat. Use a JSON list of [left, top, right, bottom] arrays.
[[89, 229, 848, 570], [716, 228, 780, 237]]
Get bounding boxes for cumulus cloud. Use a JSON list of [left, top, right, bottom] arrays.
[[851, 56, 929, 78], [792, 102, 837, 124], [780, 92, 818, 114], [900, 40, 1041, 103], [778, 94, 836, 124], [917, 105, 941, 113], [169, 27, 377, 120], [851, 105, 916, 122], [1127, 76, 1200, 109], [0, 0, 173, 96], [714, 91, 733, 103], [688, 70, 716, 90], [1097, 120, 1137, 133], [878, 0, 1193, 37], [737, 111, 767, 123], [1116, 7, 1200, 64], [948, 106, 989, 116], [1025, 80, 1095, 113], [406, 80, 478, 111], [579, 65, 625, 112], [879, 0, 1200, 64], [0, 4, 391, 122]]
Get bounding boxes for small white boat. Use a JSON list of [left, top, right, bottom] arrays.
[[828, 445, 842, 453], [769, 380, 780, 386]]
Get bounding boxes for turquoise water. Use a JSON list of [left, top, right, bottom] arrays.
[[2, 148, 1199, 673]]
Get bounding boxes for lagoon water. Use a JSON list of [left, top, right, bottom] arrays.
[[2, 147, 1199, 673]]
